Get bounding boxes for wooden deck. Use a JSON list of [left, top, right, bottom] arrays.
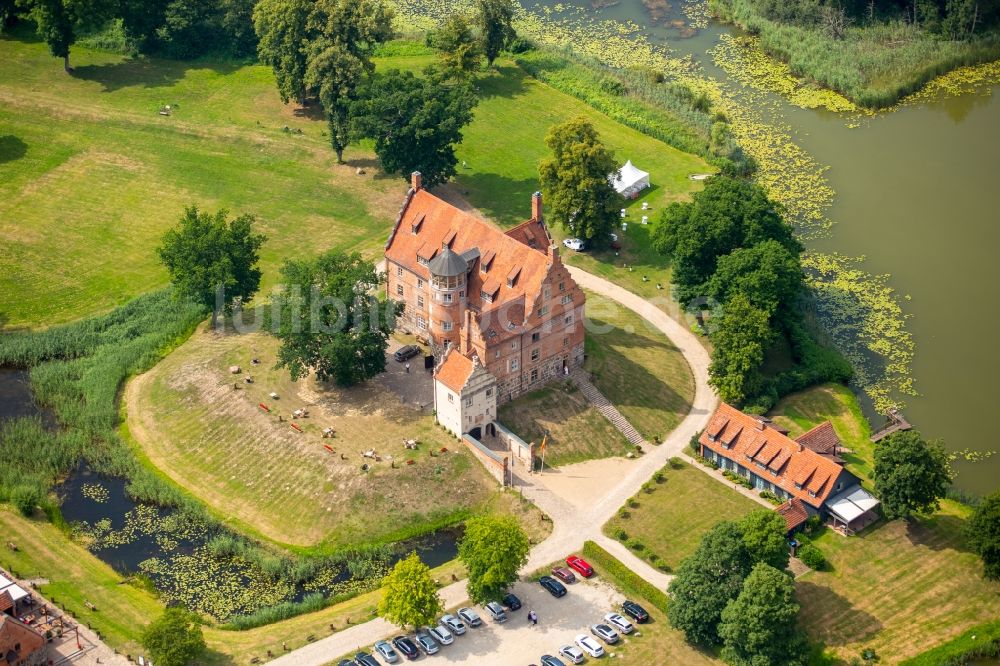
[[870, 409, 912, 443]]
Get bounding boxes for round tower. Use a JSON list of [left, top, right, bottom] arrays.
[[427, 246, 467, 349]]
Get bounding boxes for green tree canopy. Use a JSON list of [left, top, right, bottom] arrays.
[[475, 0, 516, 67], [253, 0, 313, 104], [157, 205, 266, 328], [718, 563, 807, 666], [708, 239, 804, 318], [268, 250, 400, 386], [740, 509, 791, 571], [351, 68, 477, 187], [539, 116, 619, 244], [873, 430, 953, 520], [21, 0, 115, 71], [458, 514, 530, 603], [434, 13, 481, 77], [378, 552, 444, 630], [968, 491, 1000, 580], [141, 607, 206, 666], [667, 520, 754, 646], [708, 292, 773, 405], [305, 42, 365, 162], [652, 176, 801, 302]]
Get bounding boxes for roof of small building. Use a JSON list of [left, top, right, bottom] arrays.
[[700, 403, 850, 509], [776, 498, 810, 532], [796, 421, 840, 455], [435, 349, 475, 393], [427, 246, 469, 277]]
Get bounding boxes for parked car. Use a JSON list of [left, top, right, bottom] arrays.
[[591, 623, 620, 644], [441, 613, 467, 634], [622, 599, 650, 624], [457, 607, 482, 627], [485, 600, 508, 623], [337, 660, 355, 666], [540, 655, 567, 666], [393, 344, 420, 362], [414, 631, 439, 655], [575, 634, 606, 658], [427, 623, 454, 645], [604, 612, 634, 634], [501, 592, 522, 611], [562, 237, 585, 251], [558, 645, 586, 664], [354, 653, 379, 666], [539, 575, 567, 598], [392, 636, 419, 660], [551, 566, 576, 584], [566, 555, 594, 578], [373, 640, 400, 663]]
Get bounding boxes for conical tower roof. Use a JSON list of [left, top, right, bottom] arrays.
[[427, 246, 467, 277]]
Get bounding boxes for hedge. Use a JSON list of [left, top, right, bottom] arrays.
[[581, 540, 670, 614], [901, 618, 1000, 665]]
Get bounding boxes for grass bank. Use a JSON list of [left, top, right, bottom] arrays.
[[712, 0, 1000, 108]]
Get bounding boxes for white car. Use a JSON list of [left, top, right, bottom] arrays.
[[441, 613, 467, 635], [575, 634, 605, 658], [562, 237, 585, 251], [558, 644, 586, 664], [428, 623, 454, 645], [610, 232, 619, 242], [604, 612, 634, 634]]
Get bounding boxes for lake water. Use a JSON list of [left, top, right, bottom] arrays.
[[531, 0, 1000, 496]]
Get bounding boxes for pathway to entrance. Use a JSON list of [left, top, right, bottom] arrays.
[[267, 265, 717, 665]]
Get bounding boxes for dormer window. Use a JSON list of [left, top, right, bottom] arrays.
[[443, 228, 457, 248], [794, 482, 803, 490], [507, 266, 521, 288], [481, 250, 496, 273], [481, 290, 494, 303], [411, 214, 424, 234], [418, 256, 429, 266]]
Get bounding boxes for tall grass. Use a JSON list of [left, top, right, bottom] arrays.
[[713, 0, 1000, 107], [223, 592, 329, 630]]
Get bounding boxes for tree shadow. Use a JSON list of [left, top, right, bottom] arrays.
[[904, 512, 974, 554], [71, 56, 241, 92], [474, 64, 531, 100], [292, 103, 326, 121], [796, 580, 883, 647], [0, 135, 27, 164], [451, 171, 540, 226]]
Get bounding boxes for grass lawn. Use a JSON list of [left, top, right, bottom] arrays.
[[127, 325, 549, 552], [768, 383, 875, 483], [498, 382, 635, 467], [584, 290, 695, 442], [602, 460, 759, 571]]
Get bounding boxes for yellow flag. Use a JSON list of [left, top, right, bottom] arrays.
[[539, 435, 547, 454]]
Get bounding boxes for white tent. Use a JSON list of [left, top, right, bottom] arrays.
[[610, 160, 650, 197]]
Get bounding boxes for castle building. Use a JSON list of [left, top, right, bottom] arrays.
[[385, 172, 586, 409]]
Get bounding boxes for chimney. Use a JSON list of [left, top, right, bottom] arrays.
[[756, 418, 767, 431], [411, 171, 423, 191], [531, 191, 543, 221]]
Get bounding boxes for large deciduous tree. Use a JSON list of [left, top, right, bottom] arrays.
[[351, 68, 477, 187], [434, 13, 481, 77], [718, 563, 807, 666], [21, 0, 115, 71], [306, 43, 364, 162], [968, 491, 1000, 580], [539, 116, 619, 244], [268, 250, 400, 386], [378, 552, 444, 630], [475, 0, 516, 67], [668, 520, 754, 646], [458, 515, 530, 603], [708, 239, 804, 319], [157, 205, 266, 328], [141, 607, 206, 666], [253, 0, 314, 104], [873, 430, 952, 520], [740, 509, 791, 571], [708, 292, 773, 405]]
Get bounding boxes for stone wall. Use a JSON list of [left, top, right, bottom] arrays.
[[462, 434, 510, 487], [494, 422, 534, 472]]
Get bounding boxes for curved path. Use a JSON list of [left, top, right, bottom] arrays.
[[268, 266, 717, 665]]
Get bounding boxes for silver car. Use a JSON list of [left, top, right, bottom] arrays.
[[558, 645, 585, 664], [427, 623, 454, 645], [485, 600, 507, 623], [441, 614, 467, 635], [457, 607, 482, 627], [414, 631, 439, 655], [591, 623, 620, 644], [604, 612, 635, 634], [373, 640, 399, 663]]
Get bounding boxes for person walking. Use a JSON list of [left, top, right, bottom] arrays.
[[405, 362, 410, 374]]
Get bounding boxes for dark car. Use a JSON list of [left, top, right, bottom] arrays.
[[394, 344, 420, 362], [354, 653, 379, 666], [622, 599, 650, 624], [337, 660, 355, 666], [392, 636, 419, 660], [540, 655, 567, 666], [501, 592, 522, 611], [551, 566, 576, 584], [539, 575, 567, 597]]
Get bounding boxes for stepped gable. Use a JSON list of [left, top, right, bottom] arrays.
[[700, 403, 847, 509]]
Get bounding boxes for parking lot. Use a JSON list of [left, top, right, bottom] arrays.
[[363, 578, 636, 664]]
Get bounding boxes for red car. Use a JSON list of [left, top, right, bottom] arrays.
[[566, 555, 594, 578], [552, 566, 577, 584]]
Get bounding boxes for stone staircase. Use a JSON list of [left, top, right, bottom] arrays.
[[569, 369, 647, 447]]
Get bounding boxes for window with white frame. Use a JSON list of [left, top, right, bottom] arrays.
[[443, 293, 453, 303], [417, 278, 424, 289], [417, 316, 427, 330], [417, 295, 424, 308], [510, 358, 519, 371], [531, 349, 539, 361], [442, 321, 453, 331], [397, 266, 403, 278], [396, 284, 403, 296]]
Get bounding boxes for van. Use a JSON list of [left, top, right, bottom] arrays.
[[485, 601, 508, 623]]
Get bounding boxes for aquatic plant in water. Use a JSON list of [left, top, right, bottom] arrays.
[[81, 482, 110, 503]]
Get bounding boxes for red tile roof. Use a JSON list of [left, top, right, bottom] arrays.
[[435, 349, 474, 393], [0, 591, 11, 614], [700, 403, 848, 509], [796, 421, 840, 455], [777, 498, 810, 532]]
